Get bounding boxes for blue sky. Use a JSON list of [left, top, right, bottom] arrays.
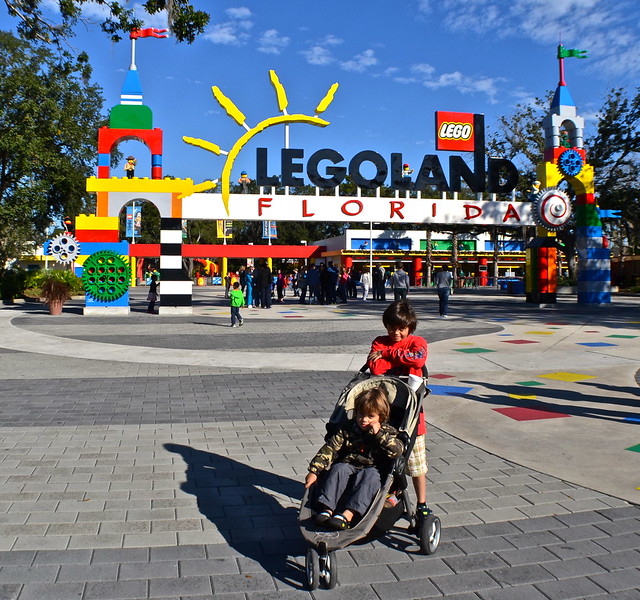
[[9, 1, 640, 185]]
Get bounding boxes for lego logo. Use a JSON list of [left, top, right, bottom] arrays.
[[438, 122, 473, 140]]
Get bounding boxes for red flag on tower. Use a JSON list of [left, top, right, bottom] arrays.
[[130, 28, 169, 39]]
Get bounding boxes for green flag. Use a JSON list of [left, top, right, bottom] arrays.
[[558, 45, 588, 59]]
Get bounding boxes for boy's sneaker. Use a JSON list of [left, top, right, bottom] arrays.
[[239, 319, 244, 326], [231, 324, 238, 328], [415, 503, 432, 524]]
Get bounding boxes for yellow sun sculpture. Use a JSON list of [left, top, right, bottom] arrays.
[[183, 70, 339, 214]]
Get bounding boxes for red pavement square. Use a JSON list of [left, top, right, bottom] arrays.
[[501, 339, 539, 344], [493, 407, 571, 421]]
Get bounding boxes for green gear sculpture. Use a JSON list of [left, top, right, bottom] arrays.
[[82, 250, 131, 303]]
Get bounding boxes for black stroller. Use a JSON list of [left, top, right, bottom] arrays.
[[299, 369, 441, 590]]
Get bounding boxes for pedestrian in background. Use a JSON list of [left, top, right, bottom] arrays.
[[433, 265, 453, 318], [391, 261, 410, 301], [229, 281, 244, 327]]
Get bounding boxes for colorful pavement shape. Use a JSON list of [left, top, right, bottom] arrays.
[[516, 381, 546, 387], [625, 444, 640, 453], [493, 407, 572, 421], [502, 339, 539, 344], [428, 384, 474, 397], [525, 331, 555, 335], [454, 347, 496, 354], [576, 342, 618, 347], [538, 372, 597, 382]]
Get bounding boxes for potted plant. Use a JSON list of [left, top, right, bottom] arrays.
[[40, 272, 73, 315]]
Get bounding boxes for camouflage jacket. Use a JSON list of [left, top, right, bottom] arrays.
[[308, 421, 404, 474]]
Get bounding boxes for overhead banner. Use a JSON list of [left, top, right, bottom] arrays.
[[262, 220, 278, 239], [125, 205, 141, 237], [216, 220, 233, 238], [183, 194, 534, 226]]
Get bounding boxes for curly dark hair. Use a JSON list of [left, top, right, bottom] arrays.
[[382, 300, 418, 334]]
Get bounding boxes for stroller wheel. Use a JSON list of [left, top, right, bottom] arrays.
[[305, 547, 320, 590], [419, 514, 441, 555], [320, 550, 338, 589]]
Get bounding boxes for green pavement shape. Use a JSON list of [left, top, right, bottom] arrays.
[[625, 444, 640, 453], [516, 381, 545, 386], [607, 335, 638, 339], [454, 347, 496, 353]]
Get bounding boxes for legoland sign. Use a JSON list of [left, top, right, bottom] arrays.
[[253, 113, 519, 196], [180, 106, 533, 225]]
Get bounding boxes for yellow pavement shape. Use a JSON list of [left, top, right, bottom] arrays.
[[457, 342, 475, 346], [509, 394, 537, 400], [538, 372, 597, 382], [525, 331, 555, 335]]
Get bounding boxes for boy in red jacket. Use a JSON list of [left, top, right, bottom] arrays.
[[367, 300, 432, 524]]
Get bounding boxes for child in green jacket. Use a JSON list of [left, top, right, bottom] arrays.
[[230, 281, 244, 327]]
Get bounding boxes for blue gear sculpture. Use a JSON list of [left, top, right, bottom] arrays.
[[558, 149, 583, 177]]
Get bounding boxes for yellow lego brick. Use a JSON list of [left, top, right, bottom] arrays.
[[75, 214, 119, 231], [85, 176, 215, 198]]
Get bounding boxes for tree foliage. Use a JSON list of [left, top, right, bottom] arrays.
[[3, 0, 210, 44], [486, 87, 640, 265], [0, 31, 106, 274], [587, 88, 640, 254]]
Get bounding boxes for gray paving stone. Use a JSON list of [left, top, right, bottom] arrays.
[[495, 545, 560, 567], [0, 566, 58, 584], [487, 563, 556, 586], [372, 577, 441, 599], [57, 562, 119, 582], [83, 579, 148, 599], [331, 564, 397, 585], [443, 552, 508, 573], [588, 568, 640, 593], [477, 587, 549, 600], [0, 584, 20, 600], [542, 557, 607, 578], [92, 547, 149, 563], [118, 560, 179, 580], [430, 570, 501, 595], [595, 533, 640, 553], [148, 575, 212, 598], [210, 573, 275, 594], [17, 582, 84, 600], [535, 576, 608, 599], [590, 549, 640, 571]]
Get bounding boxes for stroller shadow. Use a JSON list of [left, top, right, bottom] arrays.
[[164, 443, 307, 588]]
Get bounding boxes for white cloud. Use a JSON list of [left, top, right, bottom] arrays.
[[226, 7, 252, 19], [257, 29, 290, 55], [404, 61, 503, 102], [320, 34, 343, 46], [302, 46, 335, 66], [340, 49, 378, 72], [204, 7, 253, 46], [411, 63, 436, 77], [419, 0, 640, 78]]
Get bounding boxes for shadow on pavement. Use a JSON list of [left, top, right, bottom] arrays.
[[461, 380, 640, 423], [164, 443, 307, 588]]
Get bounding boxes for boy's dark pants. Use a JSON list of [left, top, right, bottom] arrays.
[[316, 462, 381, 516]]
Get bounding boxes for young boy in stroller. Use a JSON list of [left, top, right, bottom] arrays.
[[304, 386, 404, 530]]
